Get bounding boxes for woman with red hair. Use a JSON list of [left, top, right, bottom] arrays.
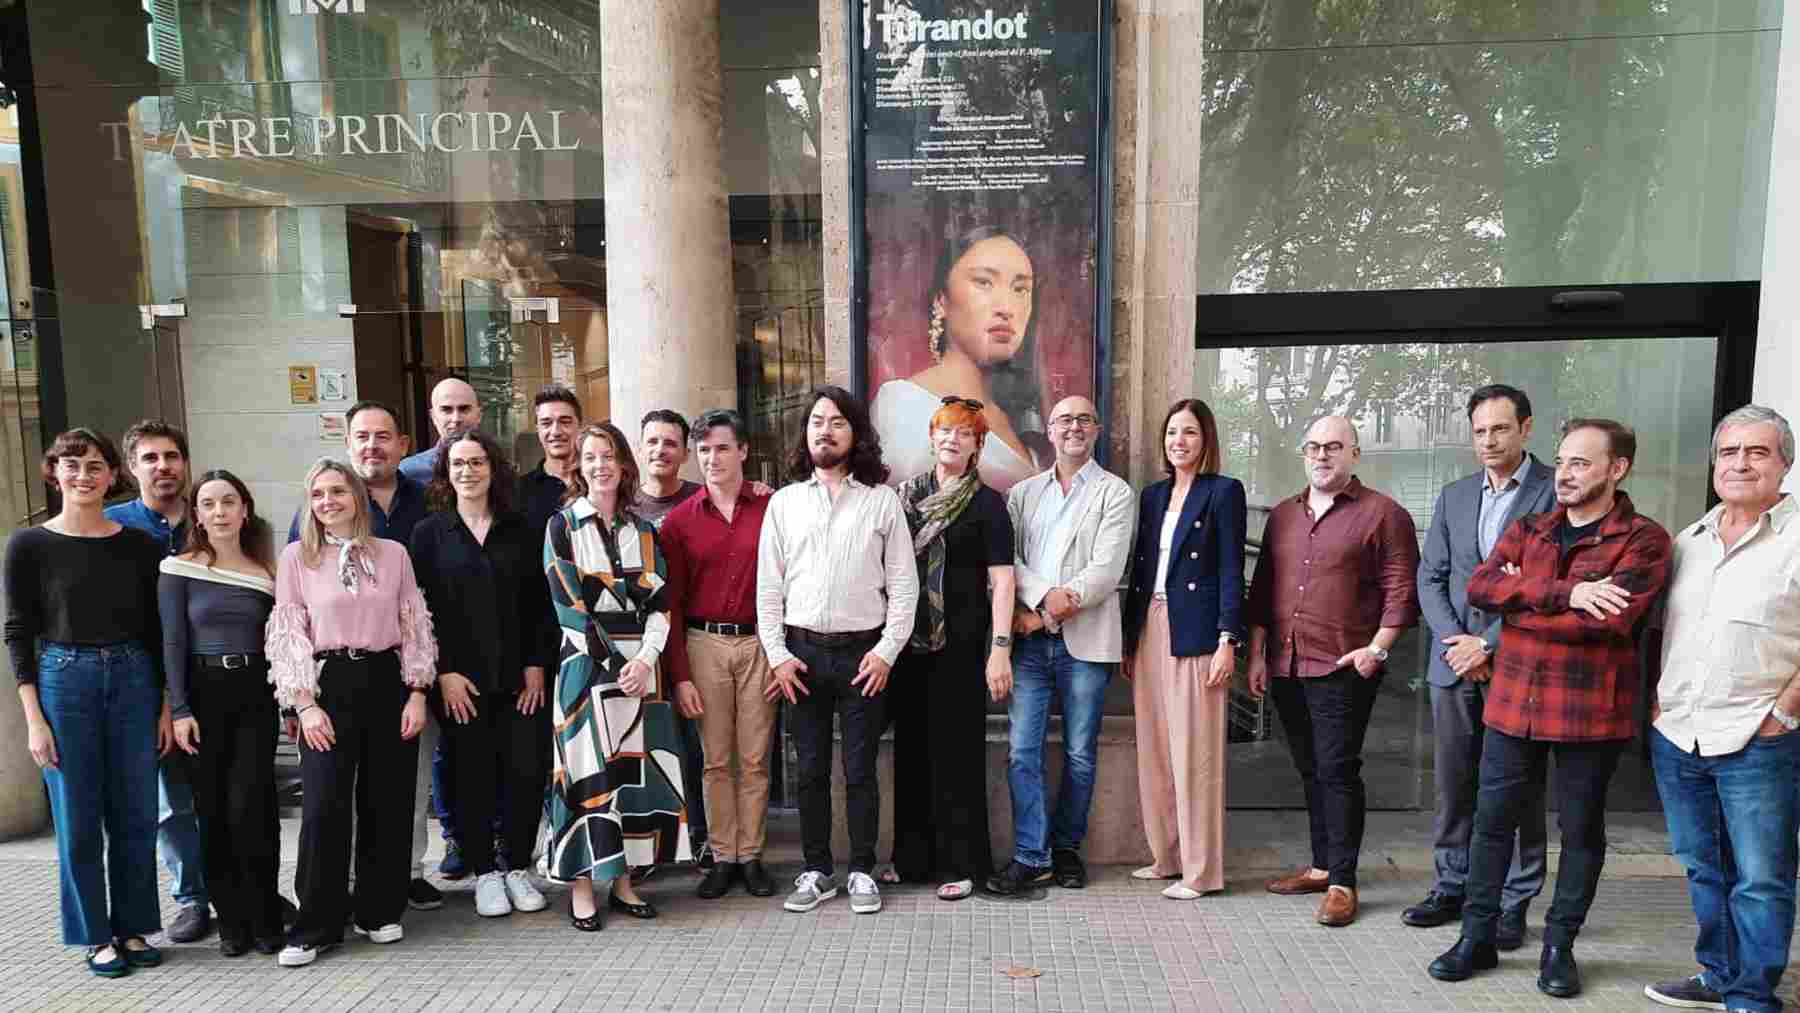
[[887, 396, 1017, 900]]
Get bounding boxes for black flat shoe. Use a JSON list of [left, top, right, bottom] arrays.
[[569, 894, 604, 932], [253, 936, 284, 956], [219, 937, 251, 958], [1496, 902, 1529, 951], [1427, 936, 1498, 982], [1401, 890, 1463, 927], [742, 859, 776, 898], [119, 937, 163, 969], [1050, 848, 1087, 889], [608, 893, 659, 920], [1537, 944, 1581, 998]]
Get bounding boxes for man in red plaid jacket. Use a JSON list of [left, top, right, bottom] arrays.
[[1428, 419, 1671, 1000]]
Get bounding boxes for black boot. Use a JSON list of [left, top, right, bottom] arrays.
[[1495, 901, 1529, 951], [1537, 944, 1581, 998], [1427, 937, 1498, 982]]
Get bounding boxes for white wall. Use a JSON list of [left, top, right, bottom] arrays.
[[181, 205, 357, 534]]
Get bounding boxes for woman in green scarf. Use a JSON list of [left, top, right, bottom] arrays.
[[888, 396, 1017, 900]]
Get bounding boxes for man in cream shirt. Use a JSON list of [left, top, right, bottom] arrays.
[[988, 394, 1135, 896], [1643, 405, 1800, 1013]]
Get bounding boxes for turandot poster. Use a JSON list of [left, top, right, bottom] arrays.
[[854, 1, 1110, 493]]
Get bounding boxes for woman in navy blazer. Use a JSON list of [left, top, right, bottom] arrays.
[[1121, 398, 1246, 899]]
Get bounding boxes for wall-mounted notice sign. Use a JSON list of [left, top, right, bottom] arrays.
[[289, 366, 319, 405], [318, 412, 346, 443]]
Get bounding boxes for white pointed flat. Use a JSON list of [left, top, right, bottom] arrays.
[[1162, 883, 1204, 900], [1132, 866, 1181, 881]]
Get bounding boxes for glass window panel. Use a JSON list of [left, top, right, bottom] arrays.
[[1200, 29, 1780, 292]]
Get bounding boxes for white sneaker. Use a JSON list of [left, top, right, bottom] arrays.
[[352, 922, 404, 944], [277, 944, 317, 967], [474, 871, 512, 917], [783, 870, 838, 912], [847, 871, 882, 914], [504, 870, 547, 912]]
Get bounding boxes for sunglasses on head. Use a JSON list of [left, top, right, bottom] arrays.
[[940, 395, 985, 411]]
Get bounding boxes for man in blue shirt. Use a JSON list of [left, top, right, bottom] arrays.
[[397, 377, 482, 487], [105, 420, 210, 944]]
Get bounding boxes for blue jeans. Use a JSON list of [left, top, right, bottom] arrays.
[[37, 643, 163, 945], [1005, 633, 1111, 868], [158, 754, 207, 906], [1653, 727, 1800, 1013]]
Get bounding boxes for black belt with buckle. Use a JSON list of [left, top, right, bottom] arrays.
[[196, 652, 265, 670], [313, 646, 398, 662], [688, 620, 756, 637], [785, 625, 881, 647]]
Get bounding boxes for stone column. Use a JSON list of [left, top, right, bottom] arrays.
[[599, 1, 736, 441], [1111, 0, 1206, 485], [819, 0, 854, 390], [1754, 0, 1800, 490]]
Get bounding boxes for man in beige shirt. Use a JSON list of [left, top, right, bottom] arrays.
[[1643, 405, 1800, 1013], [756, 386, 917, 917]]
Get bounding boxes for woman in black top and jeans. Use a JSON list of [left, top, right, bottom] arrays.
[[3, 429, 167, 977], [410, 429, 559, 918], [162, 469, 283, 956]]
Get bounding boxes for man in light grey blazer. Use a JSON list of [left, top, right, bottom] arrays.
[[1409, 384, 1555, 949], [987, 395, 1136, 896]]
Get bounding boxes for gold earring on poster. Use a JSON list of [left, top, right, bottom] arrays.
[[927, 306, 947, 363]]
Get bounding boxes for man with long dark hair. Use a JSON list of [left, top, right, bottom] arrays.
[[756, 387, 918, 915]]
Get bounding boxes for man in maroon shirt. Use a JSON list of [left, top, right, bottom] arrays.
[[1246, 415, 1420, 928], [1428, 419, 1670, 999], [660, 408, 778, 900]]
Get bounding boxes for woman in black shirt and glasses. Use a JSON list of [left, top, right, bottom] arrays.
[[410, 428, 559, 919]]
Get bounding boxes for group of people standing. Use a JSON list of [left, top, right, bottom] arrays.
[[9, 373, 1800, 1011]]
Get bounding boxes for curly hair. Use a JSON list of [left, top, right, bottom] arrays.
[[426, 429, 517, 514], [784, 386, 889, 486]]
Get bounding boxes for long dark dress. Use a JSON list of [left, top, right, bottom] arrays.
[[891, 483, 1014, 885]]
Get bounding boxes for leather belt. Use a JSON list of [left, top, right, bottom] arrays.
[[688, 620, 756, 637], [196, 652, 264, 670], [313, 646, 398, 662], [785, 625, 880, 647]]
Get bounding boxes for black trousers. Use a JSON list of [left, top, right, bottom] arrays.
[[1462, 729, 1624, 947], [1269, 667, 1382, 888], [184, 662, 282, 945], [891, 638, 992, 885], [787, 631, 886, 878], [290, 652, 419, 946], [435, 684, 549, 878]]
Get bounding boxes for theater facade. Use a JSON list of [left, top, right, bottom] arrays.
[[0, 0, 1793, 841]]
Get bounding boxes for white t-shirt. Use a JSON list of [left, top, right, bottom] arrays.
[[1152, 509, 1180, 596]]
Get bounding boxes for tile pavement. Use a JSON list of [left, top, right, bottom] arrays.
[[0, 819, 1789, 1012]]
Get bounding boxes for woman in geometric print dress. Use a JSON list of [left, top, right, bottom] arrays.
[[543, 421, 692, 931]]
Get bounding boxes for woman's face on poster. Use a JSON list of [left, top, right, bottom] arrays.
[[934, 235, 1034, 368]]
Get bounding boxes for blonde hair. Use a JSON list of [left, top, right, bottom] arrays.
[[298, 458, 372, 569]]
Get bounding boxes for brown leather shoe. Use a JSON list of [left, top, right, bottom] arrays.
[[1316, 886, 1358, 927], [1265, 868, 1330, 895]]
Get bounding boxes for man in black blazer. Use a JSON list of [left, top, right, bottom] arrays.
[[1409, 384, 1556, 948]]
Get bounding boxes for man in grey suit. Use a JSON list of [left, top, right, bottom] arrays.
[[1408, 384, 1554, 949], [987, 394, 1136, 896]]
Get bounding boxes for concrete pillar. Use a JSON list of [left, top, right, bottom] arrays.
[[1754, 0, 1800, 491], [1111, 0, 1206, 485], [599, 1, 736, 441], [819, 0, 854, 390]]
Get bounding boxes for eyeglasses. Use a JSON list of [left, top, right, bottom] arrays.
[[1051, 414, 1098, 430], [1300, 441, 1349, 458], [940, 395, 985, 411]]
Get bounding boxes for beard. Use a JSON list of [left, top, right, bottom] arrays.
[[1556, 476, 1609, 508], [810, 442, 848, 471]]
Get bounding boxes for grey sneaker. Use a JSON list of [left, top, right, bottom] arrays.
[[783, 871, 838, 912], [847, 871, 882, 914]]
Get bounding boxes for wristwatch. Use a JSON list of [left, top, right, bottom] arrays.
[[1772, 706, 1800, 732], [1366, 644, 1390, 663], [992, 634, 1012, 648], [1217, 631, 1241, 650]]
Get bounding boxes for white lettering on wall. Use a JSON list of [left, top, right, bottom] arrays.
[[102, 110, 586, 161]]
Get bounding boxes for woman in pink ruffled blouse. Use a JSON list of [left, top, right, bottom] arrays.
[[264, 458, 436, 968]]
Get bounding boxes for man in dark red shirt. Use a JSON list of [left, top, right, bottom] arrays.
[[1246, 415, 1420, 929], [1429, 418, 1671, 999], [660, 408, 777, 901]]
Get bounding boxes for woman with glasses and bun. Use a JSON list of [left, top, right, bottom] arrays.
[[885, 395, 1016, 900], [162, 469, 284, 957], [4, 428, 167, 977]]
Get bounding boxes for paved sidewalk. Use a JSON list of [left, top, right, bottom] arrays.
[[0, 813, 1788, 1012]]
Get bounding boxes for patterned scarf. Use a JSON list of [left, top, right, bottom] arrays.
[[899, 468, 981, 652], [324, 533, 377, 596]]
